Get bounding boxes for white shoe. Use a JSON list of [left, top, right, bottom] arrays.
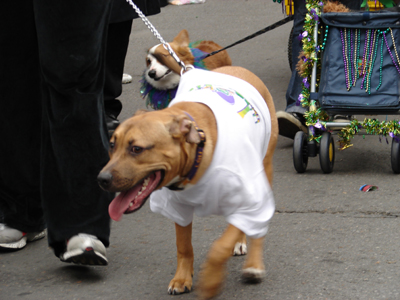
[[0, 223, 46, 250], [60, 233, 108, 266], [122, 73, 132, 84]]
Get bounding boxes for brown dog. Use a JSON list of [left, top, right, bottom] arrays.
[[98, 66, 278, 299]]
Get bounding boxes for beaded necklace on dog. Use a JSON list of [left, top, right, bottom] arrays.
[[140, 43, 210, 110]]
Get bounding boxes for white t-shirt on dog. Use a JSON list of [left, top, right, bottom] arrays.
[[149, 69, 275, 239]]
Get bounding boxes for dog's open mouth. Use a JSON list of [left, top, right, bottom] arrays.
[[108, 171, 163, 221], [153, 69, 171, 81]]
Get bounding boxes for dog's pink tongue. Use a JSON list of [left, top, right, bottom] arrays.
[[109, 188, 139, 221], [108, 172, 162, 221]]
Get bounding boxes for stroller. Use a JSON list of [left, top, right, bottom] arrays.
[[292, 10, 400, 174]]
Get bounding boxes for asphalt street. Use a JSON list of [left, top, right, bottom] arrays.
[[2, 1, 400, 299]]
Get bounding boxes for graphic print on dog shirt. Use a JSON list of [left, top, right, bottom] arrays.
[[188, 83, 261, 124], [150, 69, 275, 239]]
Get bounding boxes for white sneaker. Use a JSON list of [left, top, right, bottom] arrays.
[[122, 73, 132, 84], [60, 233, 108, 266], [0, 223, 46, 250]]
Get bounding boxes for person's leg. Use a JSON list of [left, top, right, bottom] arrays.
[[33, 0, 114, 260], [285, 0, 307, 114], [0, 0, 46, 249], [277, 0, 308, 139], [104, 19, 133, 134]]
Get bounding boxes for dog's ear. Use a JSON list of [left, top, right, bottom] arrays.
[[168, 114, 200, 144], [134, 109, 149, 116], [173, 30, 190, 48]]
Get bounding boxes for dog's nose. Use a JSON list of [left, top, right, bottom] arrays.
[[97, 172, 113, 190], [148, 70, 156, 79]]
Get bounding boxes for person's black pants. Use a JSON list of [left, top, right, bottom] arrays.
[[0, 0, 114, 256], [104, 19, 133, 118]]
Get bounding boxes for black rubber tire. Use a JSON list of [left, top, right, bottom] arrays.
[[391, 138, 400, 174], [288, 27, 293, 71], [293, 131, 308, 173], [319, 132, 335, 174]]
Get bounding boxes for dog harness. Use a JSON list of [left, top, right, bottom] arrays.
[[149, 69, 275, 239]]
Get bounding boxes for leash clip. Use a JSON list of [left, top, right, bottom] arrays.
[[163, 43, 188, 71], [181, 64, 194, 76]]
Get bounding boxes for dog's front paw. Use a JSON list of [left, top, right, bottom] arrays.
[[197, 261, 226, 299], [241, 267, 265, 283], [233, 242, 247, 256], [168, 277, 192, 295]]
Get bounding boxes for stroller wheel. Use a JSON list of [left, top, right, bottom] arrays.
[[293, 131, 308, 173], [391, 138, 400, 174], [319, 132, 335, 174]]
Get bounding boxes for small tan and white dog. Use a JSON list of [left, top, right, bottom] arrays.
[[98, 66, 278, 299], [142, 29, 232, 109]]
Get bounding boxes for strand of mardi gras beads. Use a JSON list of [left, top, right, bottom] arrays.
[[361, 29, 369, 77], [363, 29, 371, 75], [353, 29, 360, 86], [376, 30, 386, 91], [383, 31, 400, 75], [346, 28, 352, 90], [344, 28, 351, 90], [365, 30, 375, 93], [389, 28, 400, 68], [353, 29, 358, 86], [361, 29, 371, 89], [321, 25, 329, 51], [349, 29, 354, 90], [357, 29, 361, 83], [340, 28, 350, 90], [366, 30, 378, 94], [366, 29, 376, 90]]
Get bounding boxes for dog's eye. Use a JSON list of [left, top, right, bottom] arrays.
[[110, 142, 115, 149], [131, 146, 144, 155]]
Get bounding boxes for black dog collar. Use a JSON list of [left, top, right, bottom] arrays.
[[167, 112, 206, 191]]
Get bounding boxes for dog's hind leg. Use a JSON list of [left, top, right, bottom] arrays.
[[242, 236, 266, 283], [197, 224, 242, 299], [233, 232, 247, 256], [168, 222, 194, 295]]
